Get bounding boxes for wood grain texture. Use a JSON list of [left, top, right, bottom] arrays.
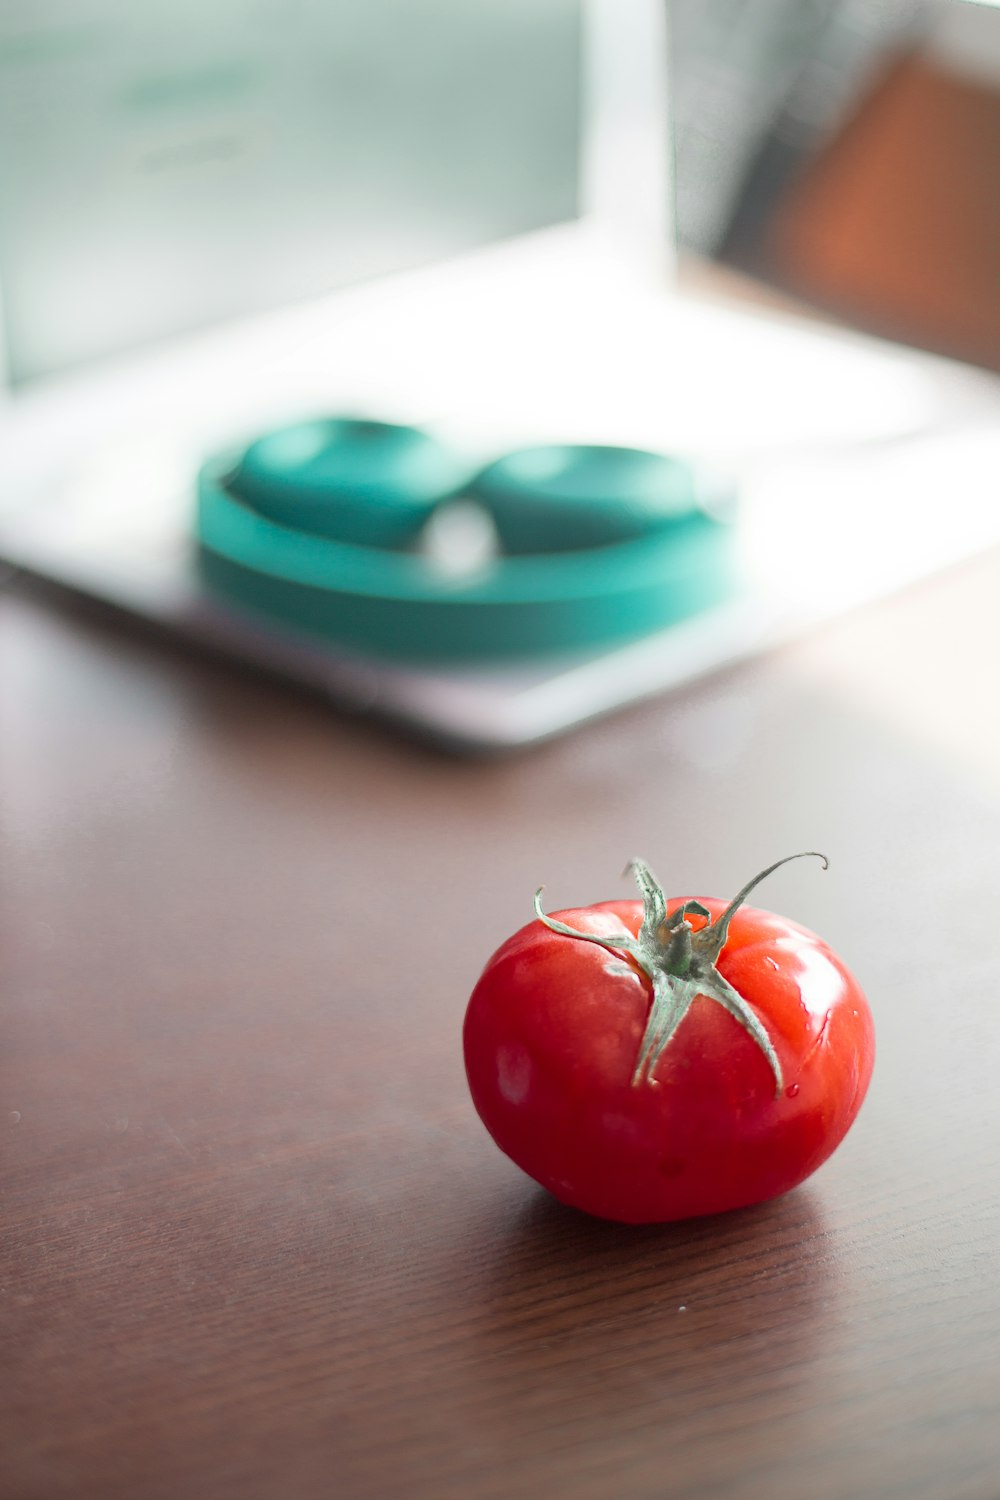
[[3, 571, 1000, 1500]]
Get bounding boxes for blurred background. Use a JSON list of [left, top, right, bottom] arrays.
[[0, 0, 998, 744], [1, 0, 996, 381], [671, 0, 1000, 372], [0, 0, 586, 385]]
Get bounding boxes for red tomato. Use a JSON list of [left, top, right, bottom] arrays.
[[463, 854, 874, 1224]]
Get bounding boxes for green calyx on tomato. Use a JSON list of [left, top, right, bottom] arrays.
[[533, 851, 828, 1094]]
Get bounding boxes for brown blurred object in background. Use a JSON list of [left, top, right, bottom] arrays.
[[763, 20, 1000, 371]]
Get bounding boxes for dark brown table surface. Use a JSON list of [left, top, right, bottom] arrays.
[[4, 553, 1000, 1500]]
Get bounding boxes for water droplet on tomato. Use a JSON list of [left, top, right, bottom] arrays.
[[786, 1083, 800, 1098]]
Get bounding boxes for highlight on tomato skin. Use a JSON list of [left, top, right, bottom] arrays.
[[462, 853, 875, 1225]]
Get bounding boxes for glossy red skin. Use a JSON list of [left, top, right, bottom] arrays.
[[464, 897, 874, 1224]]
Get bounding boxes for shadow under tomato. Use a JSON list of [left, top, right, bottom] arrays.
[[500, 1176, 826, 1267], [468, 1181, 835, 1387], [440, 1183, 842, 1492]]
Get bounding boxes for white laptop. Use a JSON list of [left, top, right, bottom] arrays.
[[1, 0, 998, 748]]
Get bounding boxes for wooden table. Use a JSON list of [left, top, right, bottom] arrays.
[[4, 552, 1000, 1500]]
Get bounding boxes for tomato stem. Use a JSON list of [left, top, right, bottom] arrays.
[[696, 852, 828, 967], [533, 852, 828, 1094]]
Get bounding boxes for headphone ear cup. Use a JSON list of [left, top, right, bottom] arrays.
[[226, 417, 468, 549], [468, 445, 715, 555], [197, 434, 738, 663]]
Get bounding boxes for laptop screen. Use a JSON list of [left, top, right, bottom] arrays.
[[0, 0, 582, 385]]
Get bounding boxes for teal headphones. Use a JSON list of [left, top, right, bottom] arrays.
[[196, 418, 736, 663]]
